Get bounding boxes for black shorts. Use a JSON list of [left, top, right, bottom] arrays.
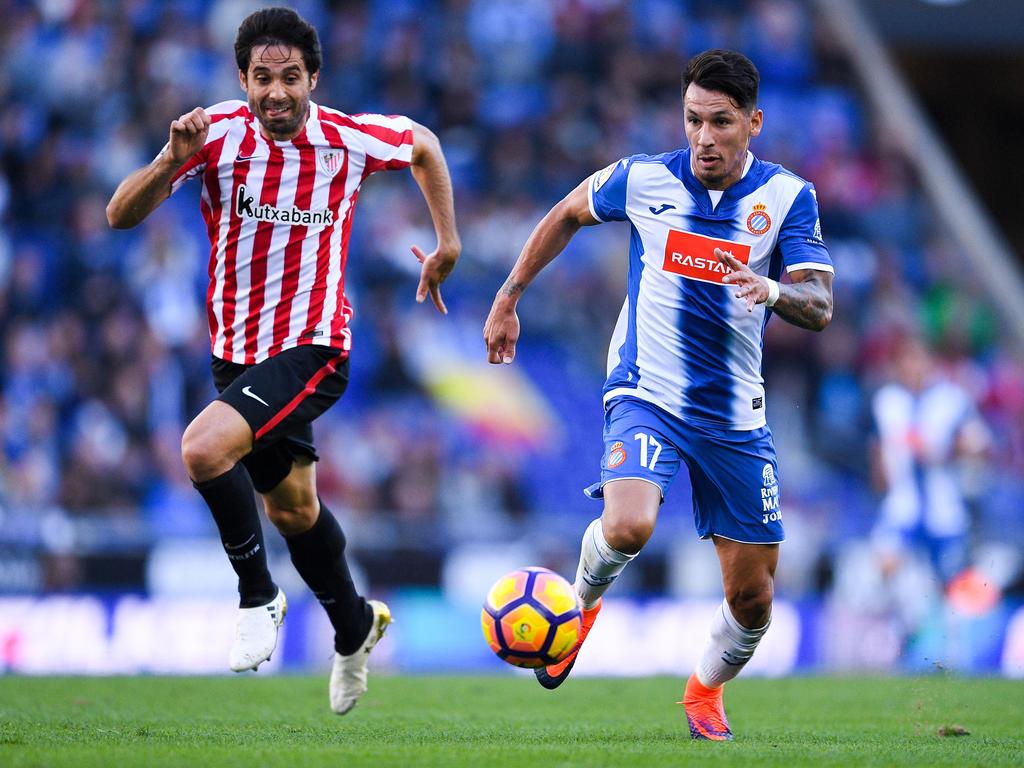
[[212, 345, 349, 493]]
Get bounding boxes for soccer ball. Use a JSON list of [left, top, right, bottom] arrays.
[[481, 566, 583, 668]]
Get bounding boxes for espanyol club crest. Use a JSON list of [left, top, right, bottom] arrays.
[[607, 441, 627, 469], [318, 148, 344, 177], [746, 203, 772, 235]]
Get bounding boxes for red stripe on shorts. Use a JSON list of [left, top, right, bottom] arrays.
[[253, 351, 347, 442]]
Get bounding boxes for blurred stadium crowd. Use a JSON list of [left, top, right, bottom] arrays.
[[1, 0, 1022, 613]]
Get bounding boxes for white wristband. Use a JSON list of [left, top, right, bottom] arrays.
[[764, 278, 780, 308]]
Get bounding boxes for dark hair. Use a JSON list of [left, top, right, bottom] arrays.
[[235, 7, 322, 76], [683, 49, 759, 112]]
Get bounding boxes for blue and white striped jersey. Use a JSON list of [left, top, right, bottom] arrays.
[[872, 380, 979, 538], [590, 149, 833, 430]]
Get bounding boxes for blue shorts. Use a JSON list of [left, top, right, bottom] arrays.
[[585, 397, 784, 544]]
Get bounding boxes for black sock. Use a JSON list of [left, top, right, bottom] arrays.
[[193, 463, 277, 608], [285, 500, 371, 655]]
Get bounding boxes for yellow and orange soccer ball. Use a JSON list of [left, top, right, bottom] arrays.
[[481, 567, 583, 668]]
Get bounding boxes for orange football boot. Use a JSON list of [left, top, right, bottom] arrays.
[[681, 673, 733, 741], [534, 598, 602, 690]]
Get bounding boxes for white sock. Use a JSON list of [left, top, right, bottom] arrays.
[[696, 599, 770, 688], [574, 518, 636, 609]]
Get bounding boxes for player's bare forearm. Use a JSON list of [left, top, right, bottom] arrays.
[[496, 179, 598, 305], [409, 123, 460, 313], [771, 269, 833, 331], [485, 207, 578, 364], [108, 107, 210, 229], [498, 220, 576, 302], [485, 178, 597, 364], [718, 250, 833, 330], [105, 154, 179, 229], [410, 122, 460, 260]]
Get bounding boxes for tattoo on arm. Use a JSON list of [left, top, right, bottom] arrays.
[[501, 280, 526, 298], [771, 271, 833, 331]]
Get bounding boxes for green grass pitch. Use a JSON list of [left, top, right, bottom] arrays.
[[2, 675, 1022, 767]]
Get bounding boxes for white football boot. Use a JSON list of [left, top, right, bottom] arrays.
[[329, 600, 392, 715], [228, 588, 287, 672]]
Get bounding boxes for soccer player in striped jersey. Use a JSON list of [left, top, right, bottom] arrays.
[[107, 7, 459, 714], [484, 49, 833, 740]]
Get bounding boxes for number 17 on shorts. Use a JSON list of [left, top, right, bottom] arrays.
[[596, 421, 680, 499]]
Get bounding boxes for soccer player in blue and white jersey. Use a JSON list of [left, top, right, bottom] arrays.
[[484, 49, 833, 740], [870, 337, 991, 588]]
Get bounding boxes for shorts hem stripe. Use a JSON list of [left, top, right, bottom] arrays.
[[597, 476, 665, 499], [701, 533, 785, 545]]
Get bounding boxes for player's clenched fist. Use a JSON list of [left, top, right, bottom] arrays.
[[168, 107, 210, 164]]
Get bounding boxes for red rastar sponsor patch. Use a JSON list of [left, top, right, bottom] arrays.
[[662, 230, 751, 284]]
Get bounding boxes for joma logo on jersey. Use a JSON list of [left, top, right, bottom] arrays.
[[662, 229, 751, 284], [235, 184, 334, 226]]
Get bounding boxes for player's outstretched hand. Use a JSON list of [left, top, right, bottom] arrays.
[[412, 244, 458, 314], [168, 107, 210, 165], [718, 248, 769, 312], [483, 297, 520, 365]]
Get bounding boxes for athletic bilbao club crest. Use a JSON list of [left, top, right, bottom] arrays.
[[746, 203, 772, 235], [318, 148, 344, 177]]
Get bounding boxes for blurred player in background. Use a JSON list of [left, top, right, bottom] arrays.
[[107, 7, 459, 714], [870, 336, 992, 593], [485, 49, 833, 740]]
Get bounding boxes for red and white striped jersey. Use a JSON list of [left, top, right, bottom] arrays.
[[167, 100, 413, 364]]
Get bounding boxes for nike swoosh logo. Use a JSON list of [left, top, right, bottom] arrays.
[[649, 203, 675, 215], [241, 386, 270, 407], [236, 153, 260, 162]]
